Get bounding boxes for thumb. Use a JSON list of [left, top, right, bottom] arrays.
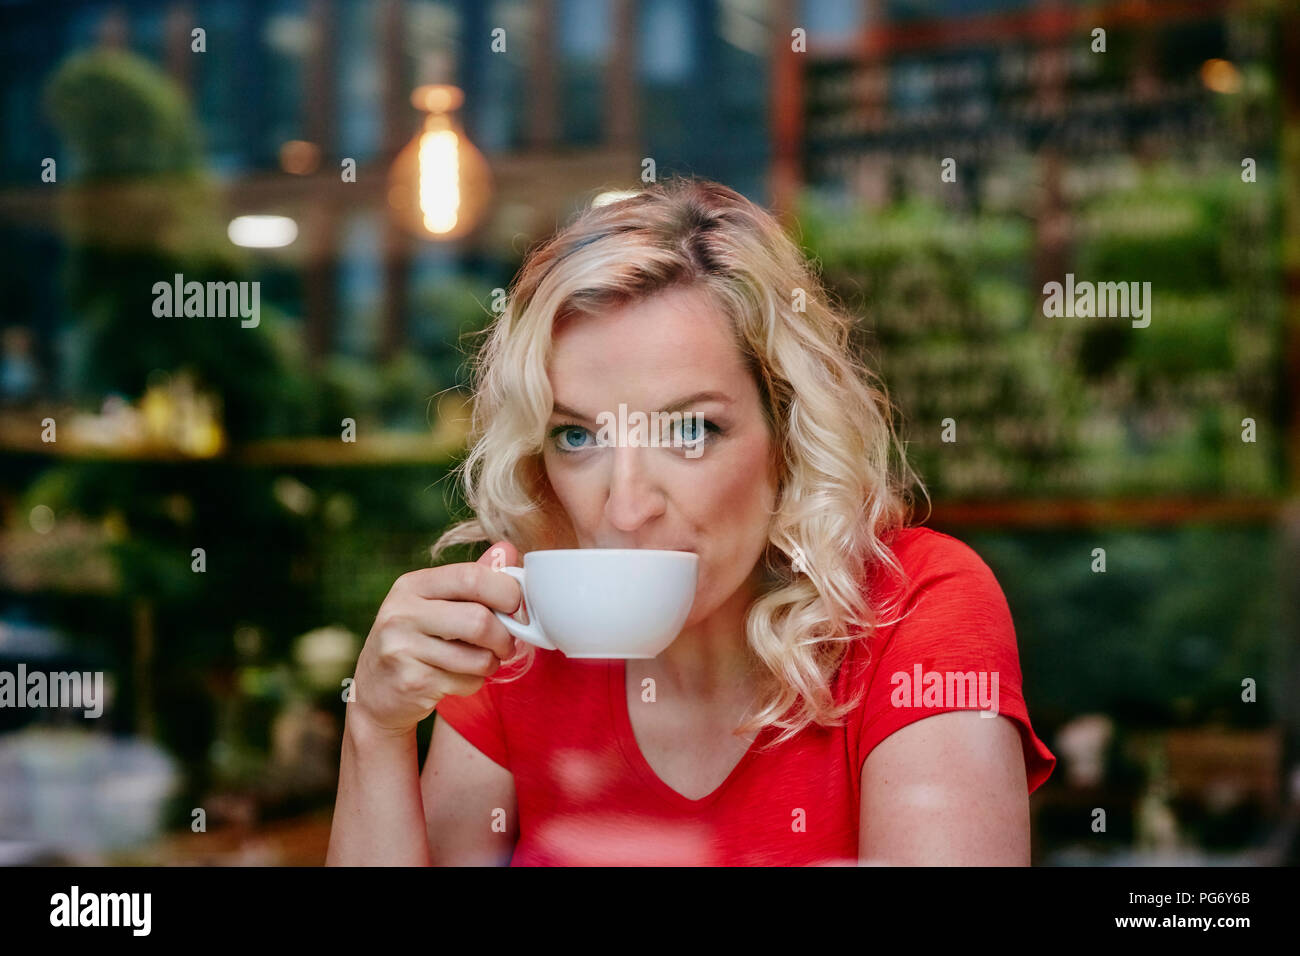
[[478, 539, 522, 571]]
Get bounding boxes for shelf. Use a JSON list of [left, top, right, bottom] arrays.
[[234, 433, 462, 466], [0, 432, 465, 467]]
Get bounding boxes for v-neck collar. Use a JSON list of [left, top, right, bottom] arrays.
[[608, 658, 763, 810]]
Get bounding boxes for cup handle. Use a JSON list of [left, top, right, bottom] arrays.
[[492, 566, 558, 651]]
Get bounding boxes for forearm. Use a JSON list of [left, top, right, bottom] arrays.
[[326, 710, 431, 866]]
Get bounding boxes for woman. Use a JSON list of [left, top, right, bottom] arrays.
[[327, 177, 1055, 866]]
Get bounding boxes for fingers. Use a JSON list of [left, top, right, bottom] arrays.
[[433, 670, 487, 700], [398, 551, 522, 615], [381, 598, 511, 664], [423, 631, 503, 678], [367, 613, 498, 689], [356, 545, 530, 727]]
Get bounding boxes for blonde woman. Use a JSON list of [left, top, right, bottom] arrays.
[[327, 177, 1055, 866]]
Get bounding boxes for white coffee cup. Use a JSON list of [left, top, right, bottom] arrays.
[[492, 549, 698, 659]]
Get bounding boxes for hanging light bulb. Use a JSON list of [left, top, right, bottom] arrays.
[[388, 84, 493, 240]]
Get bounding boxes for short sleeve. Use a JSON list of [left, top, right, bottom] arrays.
[[433, 679, 511, 771], [856, 533, 1056, 794]]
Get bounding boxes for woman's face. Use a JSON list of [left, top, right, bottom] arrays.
[[541, 284, 780, 627]]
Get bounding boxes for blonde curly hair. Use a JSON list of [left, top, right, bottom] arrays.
[[431, 176, 928, 748]]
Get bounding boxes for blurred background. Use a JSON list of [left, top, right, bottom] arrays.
[[0, 0, 1296, 865]]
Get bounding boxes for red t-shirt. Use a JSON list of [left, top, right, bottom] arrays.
[[433, 525, 1056, 865]]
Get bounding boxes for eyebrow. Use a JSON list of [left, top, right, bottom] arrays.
[[550, 391, 734, 423]]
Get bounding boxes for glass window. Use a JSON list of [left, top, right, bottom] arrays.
[[128, 5, 167, 65], [477, 0, 528, 152], [799, 0, 863, 40], [886, 0, 1037, 21], [641, 0, 693, 84], [408, 244, 459, 357], [560, 0, 611, 58], [1, 69, 49, 183], [262, 1, 309, 155], [336, 212, 383, 359], [66, 5, 105, 51], [559, 0, 610, 145], [192, 0, 246, 173], [337, 0, 380, 163]]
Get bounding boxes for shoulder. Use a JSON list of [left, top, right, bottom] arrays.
[[849, 526, 1057, 794], [879, 524, 998, 576], [865, 525, 1008, 617], [847, 524, 1019, 685]]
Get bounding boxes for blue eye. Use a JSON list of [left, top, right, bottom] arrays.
[[677, 418, 702, 441], [550, 425, 594, 452], [669, 416, 720, 451], [548, 417, 722, 455]]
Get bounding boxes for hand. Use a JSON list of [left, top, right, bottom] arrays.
[[348, 541, 523, 738]]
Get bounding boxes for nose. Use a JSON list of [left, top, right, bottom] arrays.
[[603, 443, 667, 533]]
